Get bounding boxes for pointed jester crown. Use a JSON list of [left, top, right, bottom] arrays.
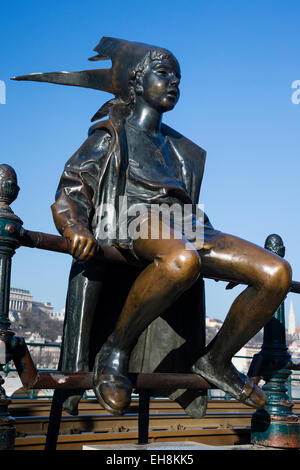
[[12, 37, 177, 121]]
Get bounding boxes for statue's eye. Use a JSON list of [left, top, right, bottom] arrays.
[[156, 69, 169, 77]]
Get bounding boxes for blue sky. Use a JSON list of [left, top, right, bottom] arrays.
[[1, 0, 300, 327]]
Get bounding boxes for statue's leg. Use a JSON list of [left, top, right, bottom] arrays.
[[192, 231, 292, 408], [93, 218, 201, 415]]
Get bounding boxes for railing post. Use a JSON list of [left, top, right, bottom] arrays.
[[138, 390, 150, 445], [251, 234, 300, 448], [0, 164, 23, 449]]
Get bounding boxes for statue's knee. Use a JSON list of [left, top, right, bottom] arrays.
[[158, 249, 201, 288], [264, 258, 292, 295]]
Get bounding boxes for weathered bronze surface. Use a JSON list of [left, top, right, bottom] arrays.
[[14, 37, 292, 419]]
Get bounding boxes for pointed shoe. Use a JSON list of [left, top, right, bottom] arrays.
[[169, 388, 208, 418], [62, 394, 82, 416], [93, 369, 132, 416], [192, 362, 266, 409]]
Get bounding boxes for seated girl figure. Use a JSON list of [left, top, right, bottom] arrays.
[[14, 37, 292, 416]]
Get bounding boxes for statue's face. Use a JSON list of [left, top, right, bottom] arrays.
[[140, 53, 181, 113]]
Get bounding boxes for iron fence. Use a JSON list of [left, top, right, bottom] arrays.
[[5, 343, 300, 402]]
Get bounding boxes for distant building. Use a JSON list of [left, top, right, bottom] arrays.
[[33, 301, 54, 317], [289, 340, 300, 356], [27, 332, 46, 343], [233, 346, 261, 375], [206, 317, 223, 329], [9, 287, 54, 321], [8, 288, 62, 369], [49, 308, 65, 321], [288, 301, 296, 336], [26, 333, 61, 369], [9, 287, 33, 321]]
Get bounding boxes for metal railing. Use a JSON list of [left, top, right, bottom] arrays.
[[5, 346, 300, 403]]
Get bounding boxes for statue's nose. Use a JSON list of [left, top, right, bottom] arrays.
[[170, 74, 180, 87]]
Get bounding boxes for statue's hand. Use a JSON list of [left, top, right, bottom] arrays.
[[63, 224, 97, 263]]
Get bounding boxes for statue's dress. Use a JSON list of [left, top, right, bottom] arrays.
[[52, 117, 218, 416], [115, 122, 218, 256]]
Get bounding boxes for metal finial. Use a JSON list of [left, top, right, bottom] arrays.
[[0, 164, 19, 207], [264, 233, 285, 258]]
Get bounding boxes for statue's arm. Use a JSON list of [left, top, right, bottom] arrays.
[[51, 129, 111, 262]]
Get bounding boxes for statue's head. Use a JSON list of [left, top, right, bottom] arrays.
[[127, 48, 181, 114], [12, 37, 181, 121]]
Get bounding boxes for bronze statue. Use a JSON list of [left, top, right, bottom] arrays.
[[13, 37, 292, 417]]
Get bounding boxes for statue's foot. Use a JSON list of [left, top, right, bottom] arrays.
[[192, 354, 266, 409], [93, 342, 132, 416], [62, 394, 82, 416], [170, 389, 208, 418], [93, 370, 132, 416]]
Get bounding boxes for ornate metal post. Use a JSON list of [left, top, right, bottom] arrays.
[[0, 164, 23, 449], [251, 234, 300, 448]]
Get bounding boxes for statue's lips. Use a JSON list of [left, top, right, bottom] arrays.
[[166, 89, 178, 100]]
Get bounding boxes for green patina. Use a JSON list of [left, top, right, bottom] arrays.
[[251, 236, 300, 449]]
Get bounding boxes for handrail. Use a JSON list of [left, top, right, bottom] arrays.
[[19, 228, 300, 292], [19, 228, 141, 266]]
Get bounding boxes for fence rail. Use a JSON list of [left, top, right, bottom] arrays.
[[5, 347, 300, 402]]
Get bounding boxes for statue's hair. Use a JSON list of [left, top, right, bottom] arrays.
[[127, 49, 170, 109], [91, 49, 170, 122]]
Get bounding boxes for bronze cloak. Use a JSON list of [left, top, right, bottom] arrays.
[[52, 115, 209, 414]]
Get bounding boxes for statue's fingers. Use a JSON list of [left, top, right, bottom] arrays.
[[82, 242, 97, 262], [73, 238, 87, 259], [69, 236, 79, 256], [77, 239, 93, 262]]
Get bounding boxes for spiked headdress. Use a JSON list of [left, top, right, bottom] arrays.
[[12, 37, 173, 121]]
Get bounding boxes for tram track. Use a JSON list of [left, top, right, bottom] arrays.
[[9, 399, 300, 450], [9, 397, 268, 417], [14, 428, 251, 450]]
